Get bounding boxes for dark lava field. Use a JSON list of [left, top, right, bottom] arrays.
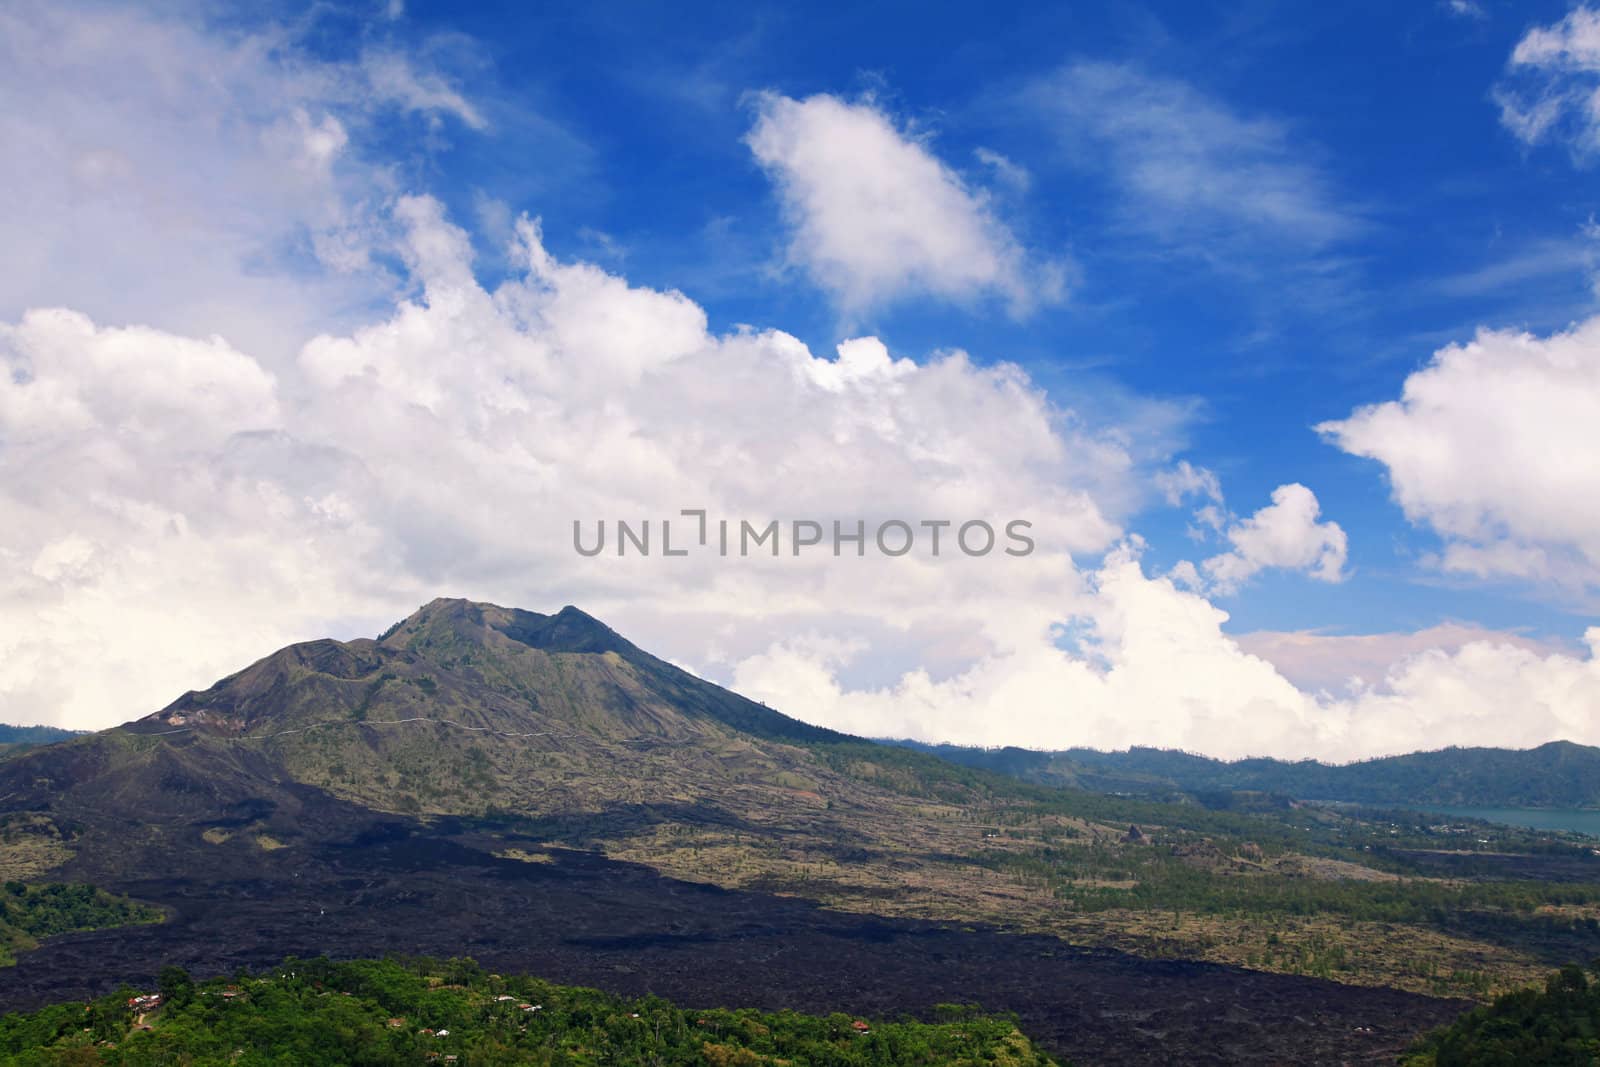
[[0, 819, 1468, 1066]]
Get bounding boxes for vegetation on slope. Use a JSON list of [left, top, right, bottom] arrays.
[[0, 883, 161, 966], [0, 956, 1060, 1066], [1404, 962, 1600, 1065]]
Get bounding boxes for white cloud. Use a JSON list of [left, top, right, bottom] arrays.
[[0, 1, 491, 360], [7, 193, 1600, 761], [734, 543, 1324, 758], [1444, 0, 1487, 21], [1319, 317, 1600, 591], [1324, 631, 1600, 759], [974, 147, 1032, 192], [1496, 6, 1600, 159], [1237, 623, 1563, 694], [734, 542, 1600, 761], [1200, 483, 1348, 594], [745, 93, 1063, 314], [0, 191, 1143, 729], [1514, 8, 1600, 65], [1428, 229, 1600, 301], [360, 51, 488, 131], [1028, 61, 1358, 250], [1151, 471, 1346, 592], [1154, 460, 1221, 507], [1152, 460, 1227, 545], [0, 308, 398, 730]]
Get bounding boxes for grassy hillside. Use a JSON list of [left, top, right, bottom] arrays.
[[0, 956, 1060, 1066]]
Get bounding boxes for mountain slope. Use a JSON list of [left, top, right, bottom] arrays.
[[113, 598, 864, 820], [0, 599, 998, 888]]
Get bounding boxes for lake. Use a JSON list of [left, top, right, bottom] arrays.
[[1413, 805, 1600, 838]]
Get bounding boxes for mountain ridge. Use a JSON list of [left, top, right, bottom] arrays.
[[894, 738, 1600, 809]]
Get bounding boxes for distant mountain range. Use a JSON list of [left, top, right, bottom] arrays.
[[0, 724, 82, 746], [10, 636, 1599, 810], [0, 724, 83, 760], [892, 739, 1600, 809]]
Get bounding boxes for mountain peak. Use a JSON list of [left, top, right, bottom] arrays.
[[380, 598, 635, 657]]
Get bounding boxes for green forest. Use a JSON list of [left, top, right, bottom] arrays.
[[0, 956, 1061, 1066], [0, 883, 161, 967], [1405, 963, 1600, 1065]]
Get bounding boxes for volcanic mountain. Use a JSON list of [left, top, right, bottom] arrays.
[[133, 597, 854, 814], [0, 598, 905, 875]]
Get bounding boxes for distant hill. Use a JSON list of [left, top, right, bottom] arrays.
[[0, 724, 83, 763], [896, 739, 1600, 809], [0, 724, 81, 747]]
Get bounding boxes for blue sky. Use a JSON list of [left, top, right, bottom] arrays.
[[335, 0, 1597, 639], [4, 0, 1600, 756]]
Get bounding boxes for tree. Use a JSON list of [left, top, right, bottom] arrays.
[[159, 964, 196, 1009]]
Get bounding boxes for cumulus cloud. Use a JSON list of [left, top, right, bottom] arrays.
[[1153, 472, 1344, 591], [745, 93, 1063, 314], [0, 189, 1143, 729], [1319, 318, 1600, 591], [735, 543, 1600, 761], [0, 309, 400, 729], [1200, 484, 1348, 594], [1496, 6, 1600, 159], [7, 200, 1597, 760]]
